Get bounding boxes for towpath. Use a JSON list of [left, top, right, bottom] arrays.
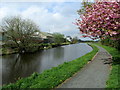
[[58, 45, 111, 88]]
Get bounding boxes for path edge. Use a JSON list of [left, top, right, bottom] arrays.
[[55, 47, 99, 88]]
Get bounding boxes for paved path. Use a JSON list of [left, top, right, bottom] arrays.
[[58, 45, 111, 88]]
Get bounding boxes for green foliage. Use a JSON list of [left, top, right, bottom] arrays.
[[1, 16, 40, 53], [77, 1, 92, 15], [3, 44, 98, 89], [1, 42, 71, 55], [1, 48, 18, 55], [71, 37, 79, 44], [101, 37, 120, 51], [96, 44, 120, 88], [53, 33, 65, 44]]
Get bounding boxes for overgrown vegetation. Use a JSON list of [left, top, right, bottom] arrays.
[[96, 43, 120, 88], [2, 44, 98, 89], [52, 33, 65, 44], [101, 37, 120, 51], [1, 42, 70, 55], [1, 16, 40, 53], [1, 48, 18, 55]]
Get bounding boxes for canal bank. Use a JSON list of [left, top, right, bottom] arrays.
[[2, 43, 93, 85], [1, 43, 70, 56], [2, 44, 98, 88], [96, 44, 120, 88], [58, 45, 111, 88]]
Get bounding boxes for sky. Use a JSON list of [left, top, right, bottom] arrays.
[[0, 1, 94, 40]]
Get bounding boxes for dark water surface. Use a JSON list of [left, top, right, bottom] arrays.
[[1, 43, 92, 85]]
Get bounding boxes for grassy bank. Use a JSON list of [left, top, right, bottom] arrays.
[[3, 44, 98, 89], [96, 43, 120, 88], [1, 42, 70, 55], [1, 48, 18, 55]]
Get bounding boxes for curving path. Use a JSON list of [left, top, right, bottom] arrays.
[[58, 45, 112, 88]]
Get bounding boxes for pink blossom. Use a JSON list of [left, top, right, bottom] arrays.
[[111, 31, 117, 35], [75, 2, 120, 39]]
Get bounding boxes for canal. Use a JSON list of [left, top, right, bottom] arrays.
[[1, 43, 92, 85]]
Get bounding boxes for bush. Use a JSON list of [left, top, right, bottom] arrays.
[[101, 38, 120, 51], [112, 57, 120, 65]]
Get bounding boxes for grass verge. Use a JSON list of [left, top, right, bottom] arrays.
[[1, 42, 71, 55], [95, 43, 120, 88], [2, 44, 98, 89], [1, 48, 18, 55]]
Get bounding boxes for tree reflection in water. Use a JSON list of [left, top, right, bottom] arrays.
[[2, 43, 93, 85], [2, 52, 43, 85]]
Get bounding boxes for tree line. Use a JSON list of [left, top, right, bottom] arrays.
[[1, 16, 80, 54]]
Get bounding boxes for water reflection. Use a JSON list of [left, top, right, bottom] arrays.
[[38, 47, 64, 73], [53, 47, 64, 60], [2, 43, 92, 85], [2, 52, 43, 85]]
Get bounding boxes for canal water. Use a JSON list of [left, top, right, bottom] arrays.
[[1, 43, 92, 85]]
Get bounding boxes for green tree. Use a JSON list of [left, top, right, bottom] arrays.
[[1, 16, 40, 53], [77, 0, 92, 15], [72, 37, 79, 44], [53, 33, 65, 44]]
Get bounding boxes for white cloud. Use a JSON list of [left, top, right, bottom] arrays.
[[0, 2, 92, 40], [1, 0, 94, 2], [0, 7, 8, 20]]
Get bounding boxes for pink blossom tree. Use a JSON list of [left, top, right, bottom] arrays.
[[76, 1, 120, 40]]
